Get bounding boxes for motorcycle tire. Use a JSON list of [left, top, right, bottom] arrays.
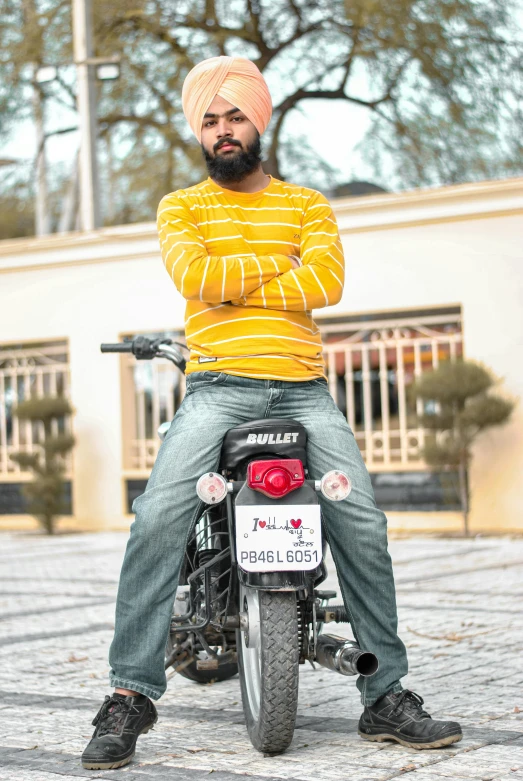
[[237, 586, 299, 754], [165, 634, 238, 685]]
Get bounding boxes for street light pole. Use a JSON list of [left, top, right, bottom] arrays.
[[72, 0, 100, 231]]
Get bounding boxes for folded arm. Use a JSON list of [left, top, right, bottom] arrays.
[[157, 195, 293, 303], [231, 192, 345, 311]]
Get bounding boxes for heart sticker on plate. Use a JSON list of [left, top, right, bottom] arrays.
[[258, 520, 266, 528], [290, 518, 302, 529]]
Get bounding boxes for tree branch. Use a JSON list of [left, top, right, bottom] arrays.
[[128, 61, 173, 124], [44, 125, 77, 140], [245, 0, 270, 61], [267, 49, 396, 179], [287, 0, 302, 28], [51, 75, 77, 110], [204, 0, 217, 26], [274, 85, 389, 115], [258, 22, 328, 69], [98, 112, 183, 147], [108, 14, 194, 69]]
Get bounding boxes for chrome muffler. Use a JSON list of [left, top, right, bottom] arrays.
[[315, 634, 379, 677]]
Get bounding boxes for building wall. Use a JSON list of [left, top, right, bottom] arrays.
[[1, 177, 522, 532], [331, 179, 523, 531]]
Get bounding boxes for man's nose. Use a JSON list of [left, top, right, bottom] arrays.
[[216, 120, 233, 138]]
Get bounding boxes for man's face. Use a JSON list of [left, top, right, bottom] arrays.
[[201, 95, 262, 183]]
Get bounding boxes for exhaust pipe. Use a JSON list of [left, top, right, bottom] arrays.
[[315, 634, 379, 677]]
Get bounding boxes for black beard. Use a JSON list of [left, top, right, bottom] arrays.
[[203, 135, 262, 183]]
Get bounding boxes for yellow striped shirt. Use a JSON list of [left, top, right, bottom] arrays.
[[157, 176, 345, 380]]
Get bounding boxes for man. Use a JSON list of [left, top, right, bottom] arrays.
[[82, 56, 462, 770]]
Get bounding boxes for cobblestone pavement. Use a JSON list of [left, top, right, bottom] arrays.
[[0, 531, 522, 781]]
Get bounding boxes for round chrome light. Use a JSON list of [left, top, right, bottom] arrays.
[[196, 472, 228, 504], [320, 470, 352, 501]]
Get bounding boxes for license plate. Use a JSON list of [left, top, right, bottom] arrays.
[[235, 504, 322, 572]]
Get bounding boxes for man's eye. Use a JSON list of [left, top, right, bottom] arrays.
[[232, 116, 243, 122]]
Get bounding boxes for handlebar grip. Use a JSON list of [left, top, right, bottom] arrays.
[[100, 343, 133, 353]]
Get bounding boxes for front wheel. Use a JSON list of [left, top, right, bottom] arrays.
[[237, 585, 299, 754]]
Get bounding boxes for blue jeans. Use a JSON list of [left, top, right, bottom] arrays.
[[109, 372, 408, 705]]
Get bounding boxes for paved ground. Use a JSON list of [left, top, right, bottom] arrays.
[[0, 531, 522, 781]]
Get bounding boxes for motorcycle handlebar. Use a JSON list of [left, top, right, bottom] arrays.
[[100, 337, 186, 372], [100, 343, 133, 353]]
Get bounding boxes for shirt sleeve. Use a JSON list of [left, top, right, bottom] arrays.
[[157, 194, 294, 303], [230, 191, 344, 311]]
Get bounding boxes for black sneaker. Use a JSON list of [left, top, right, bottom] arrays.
[[82, 693, 158, 769], [358, 690, 462, 749]]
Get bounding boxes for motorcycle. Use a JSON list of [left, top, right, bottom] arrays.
[[101, 335, 378, 754]]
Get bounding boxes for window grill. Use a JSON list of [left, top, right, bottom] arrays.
[[0, 340, 71, 477], [318, 308, 463, 468]]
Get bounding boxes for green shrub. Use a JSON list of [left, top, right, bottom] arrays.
[[10, 395, 75, 534], [414, 360, 515, 535]]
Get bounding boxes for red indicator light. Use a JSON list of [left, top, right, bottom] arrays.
[[247, 459, 305, 499]]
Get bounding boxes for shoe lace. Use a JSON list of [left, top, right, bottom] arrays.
[[391, 690, 431, 719], [92, 695, 133, 737]]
